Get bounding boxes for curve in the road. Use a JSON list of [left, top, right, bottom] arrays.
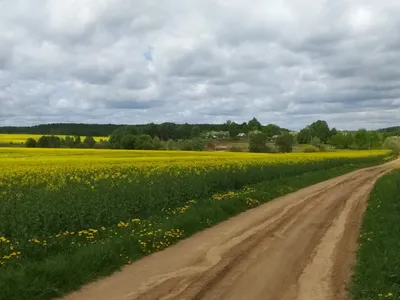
[[64, 159, 399, 300]]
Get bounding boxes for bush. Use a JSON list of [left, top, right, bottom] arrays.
[[25, 138, 37, 148], [382, 137, 400, 154], [120, 134, 136, 149], [153, 136, 162, 150], [93, 142, 110, 149], [228, 146, 242, 152], [311, 137, 321, 147], [249, 133, 268, 153], [275, 133, 294, 153], [37, 135, 62, 148], [135, 134, 154, 150], [166, 139, 175, 150], [303, 145, 319, 153], [83, 136, 96, 148], [265, 144, 277, 153], [180, 139, 205, 151]]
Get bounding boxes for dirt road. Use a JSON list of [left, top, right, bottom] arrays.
[[65, 160, 398, 300]]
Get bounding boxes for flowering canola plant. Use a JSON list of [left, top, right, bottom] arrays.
[[0, 148, 393, 269], [0, 134, 108, 145]]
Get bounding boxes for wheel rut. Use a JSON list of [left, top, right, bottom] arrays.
[[64, 160, 399, 300]]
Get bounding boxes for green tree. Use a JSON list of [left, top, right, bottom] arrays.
[[329, 133, 353, 149], [37, 135, 62, 148], [311, 137, 321, 147], [74, 136, 82, 146], [228, 122, 240, 138], [153, 136, 162, 150], [37, 136, 50, 148], [176, 124, 191, 140], [275, 133, 294, 153], [382, 137, 400, 153], [109, 126, 139, 148], [368, 131, 382, 149], [249, 132, 268, 153], [180, 138, 205, 151], [330, 128, 338, 137], [120, 134, 136, 149], [62, 136, 75, 148], [191, 138, 205, 151], [25, 138, 37, 148], [83, 136, 96, 148], [49, 135, 62, 148], [159, 122, 176, 140], [354, 129, 369, 149], [297, 127, 312, 144], [142, 122, 159, 137], [166, 139, 175, 150], [191, 126, 201, 138], [309, 120, 330, 143], [135, 134, 154, 150], [263, 124, 282, 138], [239, 122, 249, 134], [248, 117, 262, 131]]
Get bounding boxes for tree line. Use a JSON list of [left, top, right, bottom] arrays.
[[247, 119, 398, 154], [1, 121, 288, 141], [25, 135, 106, 149], [296, 120, 390, 150], [14, 118, 400, 152], [0, 124, 120, 137]]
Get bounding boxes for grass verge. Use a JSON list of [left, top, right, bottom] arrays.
[[350, 168, 400, 300], [0, 158, 394, 300]]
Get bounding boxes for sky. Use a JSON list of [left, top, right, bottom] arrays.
[[1, 0, 400, 130]]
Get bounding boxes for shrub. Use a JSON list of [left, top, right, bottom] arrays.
[[382, 137, 400, 154], [249, 133, 268, 153], [228, 146, 243, 152], [303, 145, 319, 153], [318, 145, 329, 152], [275, 133, 294, 153], [311, 137, 321, 147], [25, 138, 37, 148]]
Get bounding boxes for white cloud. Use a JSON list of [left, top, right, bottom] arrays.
[[0, 0, 399, 129]]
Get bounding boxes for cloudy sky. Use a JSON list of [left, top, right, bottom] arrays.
[[1, 0, 400, 130]]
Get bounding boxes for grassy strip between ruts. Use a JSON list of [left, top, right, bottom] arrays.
[[350, 169, 400, 300], [0, 159, 393, 300]]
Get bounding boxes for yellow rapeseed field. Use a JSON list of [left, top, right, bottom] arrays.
[[0, 134, 108, 144], [0, 147, 394, 299], [0, 148, 391, 187]]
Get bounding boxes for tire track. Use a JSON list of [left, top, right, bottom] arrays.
[[64, 159, 398, 300]]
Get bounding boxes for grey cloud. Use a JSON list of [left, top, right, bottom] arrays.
[[0, 0, 400, 129], [104, 99, 162, 110], [71, 64, 124, 85]]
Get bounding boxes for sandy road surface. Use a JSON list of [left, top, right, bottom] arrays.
[[65, 160, 398, 300]]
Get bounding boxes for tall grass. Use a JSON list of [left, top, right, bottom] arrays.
[[350, 169, 400, 299]]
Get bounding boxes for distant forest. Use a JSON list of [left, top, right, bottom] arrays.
[[0, 123, 121, 137], [0, 121, 280, 140], [0, 122, 399, 139], [377, 126, 400, 133], [1, 120, 399, 152]]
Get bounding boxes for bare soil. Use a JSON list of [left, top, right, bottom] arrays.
[[64, 159, 398, 300]]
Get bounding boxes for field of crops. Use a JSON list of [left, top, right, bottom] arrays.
[[0, 148, 394, 299], [351, 168, 400, 299], [0, 134, 108, 145]]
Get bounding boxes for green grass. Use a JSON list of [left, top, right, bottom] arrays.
[[0, 158, 392, 300], [350, 169, 400, 300]]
